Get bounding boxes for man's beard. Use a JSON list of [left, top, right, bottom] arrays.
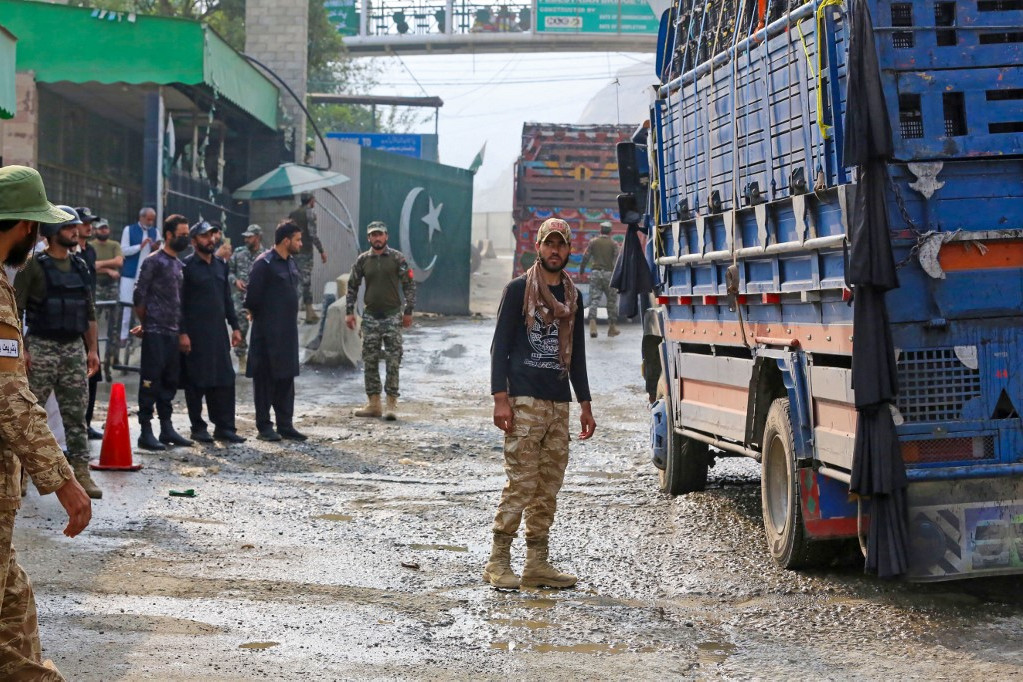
[[539, 255, 567, 273], [96, 234, 109, 241], [4, 224, 38, 268], [196, 242, 217, 255], [55, 233, 77, 249]]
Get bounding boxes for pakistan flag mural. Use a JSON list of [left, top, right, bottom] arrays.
[[359, 148, 474, 315]]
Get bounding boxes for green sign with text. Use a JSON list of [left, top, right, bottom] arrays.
[[535, 0, 659, 34]]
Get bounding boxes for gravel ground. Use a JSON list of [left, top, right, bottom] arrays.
[[12, 255, 1023, 680]]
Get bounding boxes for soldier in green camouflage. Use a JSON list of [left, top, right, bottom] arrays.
[[579, 221, 621, 338], [345, 221, 416, 421], [289, 193, 327, 324], [229, 224, 264, 371], [0, 165, 93, 679], [14, 206, 103, 500], [91, 218, 123, 378]]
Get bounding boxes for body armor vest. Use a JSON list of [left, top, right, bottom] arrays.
[[26, 253, 91, 340]]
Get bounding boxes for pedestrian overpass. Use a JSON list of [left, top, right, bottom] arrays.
[[333, 0, 661, 56]]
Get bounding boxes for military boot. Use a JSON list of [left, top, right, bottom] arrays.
[[482, 532, 520, 589], [305, 303, 320, 324], [607, 321, 621, 337], [354, 394, 382, 418], [520, 537, 577, 588], [383, 395, 398, 422], [137, 420, 165, 451], [589, 318, 598, 338], [159, 419, 193, 447], [70, 459, 102, 500]]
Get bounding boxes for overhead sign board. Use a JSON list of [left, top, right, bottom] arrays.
[[326, 132, 438, 162], [535, 0, 659, 34], [325, 0, 359, 36]]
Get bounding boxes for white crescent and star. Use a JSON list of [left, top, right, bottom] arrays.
[[399, 186, 442, 282]]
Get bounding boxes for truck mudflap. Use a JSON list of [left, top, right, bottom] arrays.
[[906, 477, 1023, 582], [650, 398, 668, 470]]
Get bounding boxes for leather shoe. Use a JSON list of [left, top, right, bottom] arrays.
[[256, 429, 282, 442], [87, 426, 104, 440], [277, 426, 308, 441], [190, 430, 214, 443], [213, 429, 246, 444]]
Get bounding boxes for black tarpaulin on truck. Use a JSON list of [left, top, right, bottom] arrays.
[[611, 222, 654, 319], [843, 0, 909, 579]]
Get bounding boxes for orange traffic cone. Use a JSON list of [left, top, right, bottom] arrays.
[[90, 382, 143, 471]]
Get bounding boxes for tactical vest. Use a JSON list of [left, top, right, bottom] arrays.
[[26, 253, 91, 340]]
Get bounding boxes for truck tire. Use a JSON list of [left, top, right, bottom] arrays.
[[760, 399, 834, 569], [658, 402, 710, 496]]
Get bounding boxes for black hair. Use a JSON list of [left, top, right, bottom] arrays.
[[275, 219, 301, 245], [163, 214, 188, 241], [0, 219, 21, 233]]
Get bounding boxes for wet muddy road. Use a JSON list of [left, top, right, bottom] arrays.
[[14, 270, 1023, 679]]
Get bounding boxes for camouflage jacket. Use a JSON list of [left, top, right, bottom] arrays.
[[346, 247, 416, 317], [0, 270, 74, 510], [229, 245, 262, 289]]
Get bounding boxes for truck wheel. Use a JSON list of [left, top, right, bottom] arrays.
[[658, 402, 710, 495], [760, 398, 833, 569]]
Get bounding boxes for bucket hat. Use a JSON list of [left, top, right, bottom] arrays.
[[0, 166, 74, 224]]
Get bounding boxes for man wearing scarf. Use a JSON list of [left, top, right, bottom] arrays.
[[487, 218, 596, 589]]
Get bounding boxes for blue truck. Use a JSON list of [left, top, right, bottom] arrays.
[[627, 0, 1023, 580]]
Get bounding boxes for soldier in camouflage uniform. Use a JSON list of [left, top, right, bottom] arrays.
[[90, 218, 123, 379], [0, 165, 93, 680], [579, 221, 621, 338], [228, 224, 263, 371], [289, 192, 327, 324], [345, 221, 416, 421], [488, 218, 596, 590], [14, 206, 103, 500]]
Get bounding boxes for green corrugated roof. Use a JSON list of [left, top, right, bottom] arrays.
[[0, 0, 278, 129], [0, 26, 15, 119]]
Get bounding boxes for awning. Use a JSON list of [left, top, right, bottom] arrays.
[[0, 0, 278, 129], [0, 26, 15, 119], [233, 163, 350, 200]]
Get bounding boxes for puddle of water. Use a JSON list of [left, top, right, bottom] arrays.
[[519, 598, 558, 609], [409, 543, 468, 552], [576, 471, 631, 480], [311, 514, 353, 522], [696, 641, 737, 665], [239, 641, 279, 649], [533, 643, 630, 654], [165, 516, 228, 525], [488, 618, 553, 630]]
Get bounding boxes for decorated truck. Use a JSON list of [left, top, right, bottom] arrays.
[[627, 0, 1023, 579], [512, 123, 635, 283]]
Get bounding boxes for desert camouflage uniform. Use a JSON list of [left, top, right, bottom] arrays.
[[492, 396, 570, 540], [26, 337, 89, 464], [0, 270, 75, 680], [360, 314, 404, 397], [229, 245, 260, 357]]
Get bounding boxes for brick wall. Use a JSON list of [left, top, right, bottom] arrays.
[[0, 72, 38, 167], [244, 0, 308, 163]]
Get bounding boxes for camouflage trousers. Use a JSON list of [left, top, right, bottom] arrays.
[[294, 252, 314, 305], [492, 397, 570, 540], [587, 269, 618, 321], [361, 314, 403, 397], [232, 290, 249, 357], [27, 337, 88, 462], [0, 512, 61, 681]]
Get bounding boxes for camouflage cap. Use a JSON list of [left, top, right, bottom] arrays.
[[0, 166, 74, 224], [242, 224, 262, 236], [367, 221, 388, 234], [536, 218, 571, 244], [599, 220, 613, 233]]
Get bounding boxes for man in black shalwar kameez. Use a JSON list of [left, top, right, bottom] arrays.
[[179, 221, 245, 443]]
